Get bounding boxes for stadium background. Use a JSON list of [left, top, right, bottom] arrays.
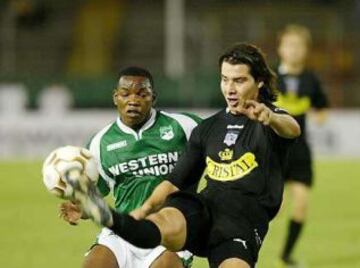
[[0, 0, 359, 267]]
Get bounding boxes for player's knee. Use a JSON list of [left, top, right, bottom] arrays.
[[292, 197, 308, 221], [294, 189, 309, 211], [147, 207, 187, 251], [219, 258, 250, 268], [83, 245, 118, 268], [150, 251, 183, 268]]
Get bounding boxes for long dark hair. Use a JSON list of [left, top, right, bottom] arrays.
[[219, 43, 277, 102]]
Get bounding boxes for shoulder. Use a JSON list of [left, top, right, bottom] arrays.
[[194, 109, 226, 133], [178, 111, 202, 124], [159, 110, 201, 123], [88, 121, 116, 152], [158, 110, 201, 140], [266, 101, 289, 115]]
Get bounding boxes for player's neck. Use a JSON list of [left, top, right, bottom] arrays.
[[280, 62, 305, 75]]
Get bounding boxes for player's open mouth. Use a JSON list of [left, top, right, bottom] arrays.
[[227, 98, 239, 107], [126, 109, 142, 117]]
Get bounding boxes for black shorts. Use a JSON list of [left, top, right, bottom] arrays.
[[164, 191, 211, 257], [164, 190, 269, 267], [284, 138, 313, 187]]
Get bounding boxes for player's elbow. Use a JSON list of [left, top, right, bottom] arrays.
[[289, 119, 301, 138], [273, 114, 301, 139]]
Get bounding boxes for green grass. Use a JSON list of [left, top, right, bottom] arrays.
[[1, 159, 360, 268]]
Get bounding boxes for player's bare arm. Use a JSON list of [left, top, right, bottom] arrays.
[[131, 180, 179, 220], [269, 110, 301, 138], [237, 99, 301, 138]]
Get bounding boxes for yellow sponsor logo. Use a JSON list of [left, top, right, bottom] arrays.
[[275, 92, 311, 116], [206, 152, 258, 181]]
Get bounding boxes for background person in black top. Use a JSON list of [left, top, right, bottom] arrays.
[[66, 43, 301, 268], [275, 25, 329, 267]]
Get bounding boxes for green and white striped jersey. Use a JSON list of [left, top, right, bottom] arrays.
[[88, 108, 201, 214]]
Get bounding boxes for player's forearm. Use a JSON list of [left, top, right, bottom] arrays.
[[269, 113, 301, 138], [142, 180, 179, 215]]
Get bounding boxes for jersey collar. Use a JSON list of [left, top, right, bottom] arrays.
[[116, 108, 157, 140]]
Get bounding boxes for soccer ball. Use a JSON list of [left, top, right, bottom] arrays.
[[42, 146, 99, 199]]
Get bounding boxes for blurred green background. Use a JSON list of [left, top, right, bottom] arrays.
[[1, 0, 360, 108]]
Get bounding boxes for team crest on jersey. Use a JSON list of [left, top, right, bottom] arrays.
[[223, 131, 239, 146], [160, 126, 174, 140], [219, 148, 233, 161]]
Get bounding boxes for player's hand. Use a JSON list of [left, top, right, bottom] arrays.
[[59, 201, 83, 225], [237, 100, 273, 125]]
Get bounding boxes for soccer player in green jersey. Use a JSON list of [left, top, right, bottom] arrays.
[[59, 66, 199, 268]]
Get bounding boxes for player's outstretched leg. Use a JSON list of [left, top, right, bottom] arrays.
[[63, 167, 113, 227], [65, 168, 187, 252]]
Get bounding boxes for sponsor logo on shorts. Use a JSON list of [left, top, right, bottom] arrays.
[[254, 228, 262, 246], [233, 238, 248, 249]]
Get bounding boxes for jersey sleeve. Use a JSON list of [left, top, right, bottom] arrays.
[[267, 101, 289, 115], [180, 112, 203, 124], [266, 102, 297, 145], [160, 111, 201, 141], [311, 74, 328, 109], [86, 137, 111, 197], [167, 125, 206, 190], [96, 176, 111, 196]]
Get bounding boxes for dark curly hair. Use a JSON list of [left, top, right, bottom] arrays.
[[118, 66, 154, 89], [219, 43, 277, 102]]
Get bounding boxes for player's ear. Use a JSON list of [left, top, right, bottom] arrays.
[[258, 81, 264, 89], [152, 92, 157, 106], [113, 89, 118, 105]]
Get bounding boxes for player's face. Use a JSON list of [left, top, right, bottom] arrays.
[[113, 76, 154, 128], [278, 33, 308, 66], [221, 62, 260, 113]]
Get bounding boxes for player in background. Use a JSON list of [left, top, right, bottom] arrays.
[[59, 66, 200, 268], [65, 43, 301, 268], [275, 25, 329, 267]]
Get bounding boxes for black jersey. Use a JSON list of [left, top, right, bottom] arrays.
[[275, 68, 328, 139], [168, 102, 294, 220]]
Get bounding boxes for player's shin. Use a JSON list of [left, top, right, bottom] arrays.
[[109, 210, 162, 249]]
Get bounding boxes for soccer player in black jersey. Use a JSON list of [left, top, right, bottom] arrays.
[[275, 25, 328, 267], [66, 43, 301, 268]]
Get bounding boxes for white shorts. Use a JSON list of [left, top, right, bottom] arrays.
[[91, 227, 192, 268]]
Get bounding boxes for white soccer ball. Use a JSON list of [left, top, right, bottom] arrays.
[[42, 146, 99, 199]]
